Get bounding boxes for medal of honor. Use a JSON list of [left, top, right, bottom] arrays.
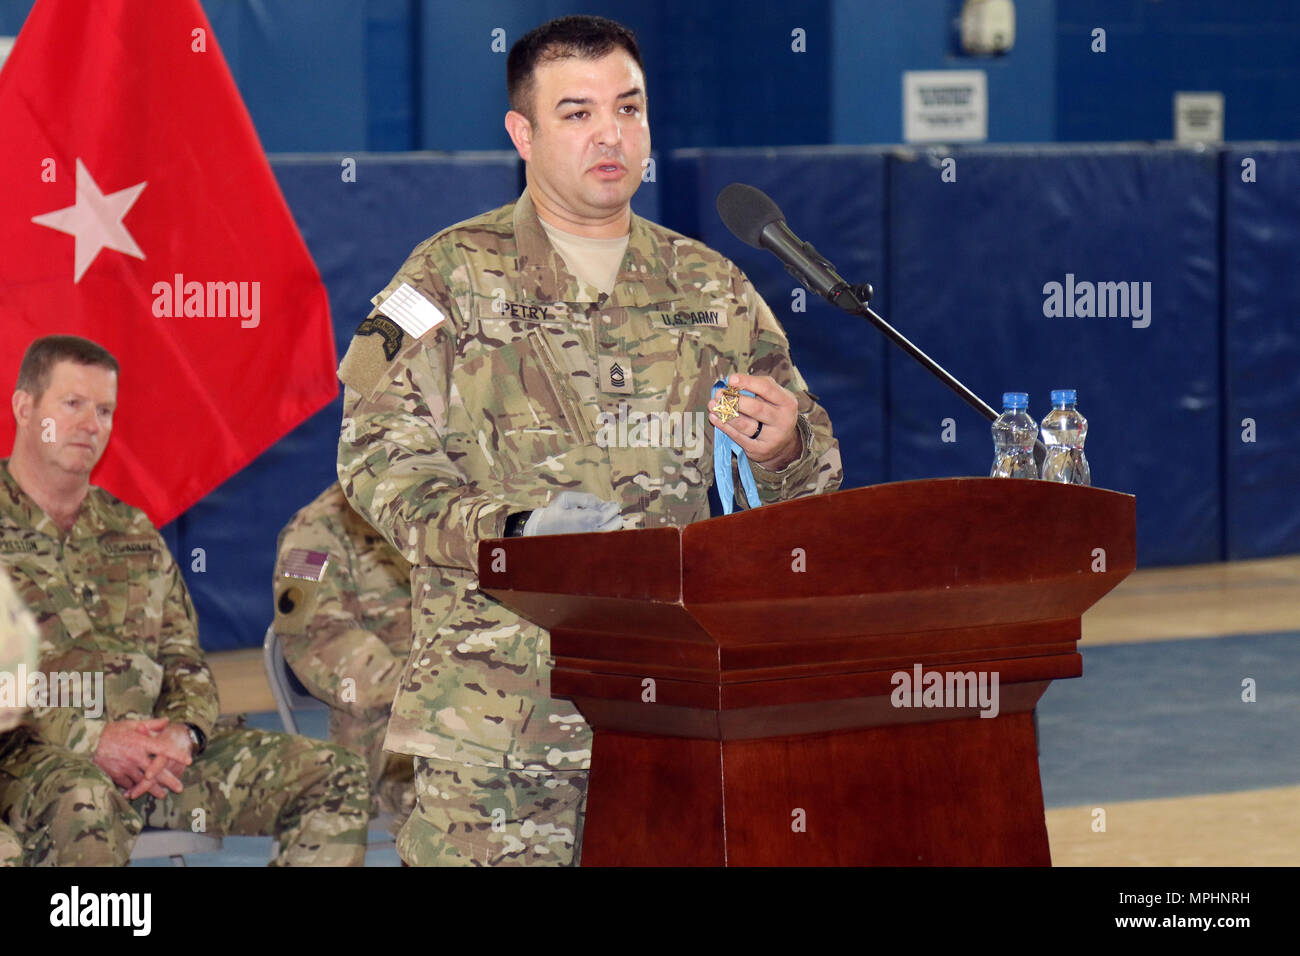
[[713, 386, 741, 424], [709, 381, 761, 515]]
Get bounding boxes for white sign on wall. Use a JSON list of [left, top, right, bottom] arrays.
[[903, 70, 988, 143], [1174, 91, 1224, 143], [0, 37, 15, 76]]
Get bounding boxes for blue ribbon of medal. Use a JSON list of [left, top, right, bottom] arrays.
[[711, 381, 761, 516]]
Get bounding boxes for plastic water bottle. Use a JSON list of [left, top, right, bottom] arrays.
[[990, 392, 1037, 478], [1040, 389, 1091, 486]]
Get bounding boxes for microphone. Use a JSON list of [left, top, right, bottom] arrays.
[[715, 182, 1037, 453], [716, 183, 864, 312]]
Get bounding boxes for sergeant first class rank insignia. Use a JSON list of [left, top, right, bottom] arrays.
[[598, 353, 634, 394]]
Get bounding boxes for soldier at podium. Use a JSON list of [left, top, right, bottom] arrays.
[[336, 14, 842, 866]]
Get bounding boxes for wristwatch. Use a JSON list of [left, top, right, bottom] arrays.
[[504, 511, 532, 537], [184, 723, 207, 756]]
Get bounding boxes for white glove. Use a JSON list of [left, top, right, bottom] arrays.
[[522, 491, 623, 536]]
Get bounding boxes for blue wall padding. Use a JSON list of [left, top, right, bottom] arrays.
[[667, 148, 890, 491], [887, 146, 1222, 567], [270, 154, 522, 365], [1223, 145, 1300, 559], [157, 145, 1297, 651], [168, 155, 521, 651]]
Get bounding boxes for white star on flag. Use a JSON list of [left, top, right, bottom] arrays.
[[31, 158, 147, 283]]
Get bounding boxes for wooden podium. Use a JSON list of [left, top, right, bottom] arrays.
[[479, 478, 1135, 865]]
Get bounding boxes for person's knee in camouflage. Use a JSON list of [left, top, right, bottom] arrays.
[[328, 708, 414, 826], [1, 560, 39, 866], [2, 725, 370, 866], [0, 736, 142, 866], [0, 821, 23, 866], [397, 758, 586, 867], [135, 725, 370, 866], [374, 752, 416, 827]]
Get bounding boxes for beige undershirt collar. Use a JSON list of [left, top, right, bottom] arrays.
[[538, 219, 630, 296]]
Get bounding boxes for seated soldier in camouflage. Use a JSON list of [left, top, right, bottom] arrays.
[[0, 335, 370, 866], [0, 574, 39, 866], [274, 481, 416, 828]]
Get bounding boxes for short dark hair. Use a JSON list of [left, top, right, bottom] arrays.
[[507, 15, 645, 122], [15, 335, 119, 401]]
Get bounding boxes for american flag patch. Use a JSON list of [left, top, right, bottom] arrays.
[[281, 549, 330, 582]]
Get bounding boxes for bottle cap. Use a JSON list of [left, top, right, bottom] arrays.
[[1050, 388, 1077, 405], [1001, 392, 1028, 410]]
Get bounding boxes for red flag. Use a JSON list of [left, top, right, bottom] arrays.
[[0, 0, 337, 526]]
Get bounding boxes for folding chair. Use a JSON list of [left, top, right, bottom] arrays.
[[261, 624, 326, 735], [130, 828, 223, 867]]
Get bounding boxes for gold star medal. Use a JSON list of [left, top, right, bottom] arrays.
[[714, 386, 741, 424]]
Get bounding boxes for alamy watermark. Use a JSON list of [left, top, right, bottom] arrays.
[[1042, 273, 1151, 328], [151, 272, 261, 328], [890, 663, 1000, 718], [0, 666, 104, 718], [594, 402, 706, 458], [50, 885, 150, 936]]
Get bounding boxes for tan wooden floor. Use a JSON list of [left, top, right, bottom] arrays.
[[212, 647, 277, 716], [1046, 785, 1300, 867], [1062, 554, 1300, 865], [208, 553, 1300, 866], [1082, 554, 1300, 645]]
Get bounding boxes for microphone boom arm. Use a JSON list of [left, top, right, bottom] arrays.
[[855, 300, 999, 423], [713, 182, 1047, 462], [836, 287, 1049, 460], [826, 282, 1050, 463]]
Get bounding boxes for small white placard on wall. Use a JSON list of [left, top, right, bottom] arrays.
[[0, 37, 16, 76], [1174, 91, 1224, 143], [903, 70, 988, 143]]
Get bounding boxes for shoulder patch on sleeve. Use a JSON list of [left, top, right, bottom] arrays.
[[274, 576, 319, 637], [356, 315, 405, 362], [379, 282, 446, 339], [280, 548, 330, 582], [275, 550, 329, 637], [338, 324, 396, 397], [340, 266, 457, 397]]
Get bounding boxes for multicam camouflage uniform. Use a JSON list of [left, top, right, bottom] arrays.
[[0, 461, 370, 866], [274, 482, 415, 823], [337, 189, 842, 866], [0, 573, 38, 865]]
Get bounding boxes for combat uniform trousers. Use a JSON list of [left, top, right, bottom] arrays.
[[387, 564, 591, 868], [0, 726, 370, 866], [328, 706, 415, 827], [0, 820, 21, 866], [399, 757, 587, 867]]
